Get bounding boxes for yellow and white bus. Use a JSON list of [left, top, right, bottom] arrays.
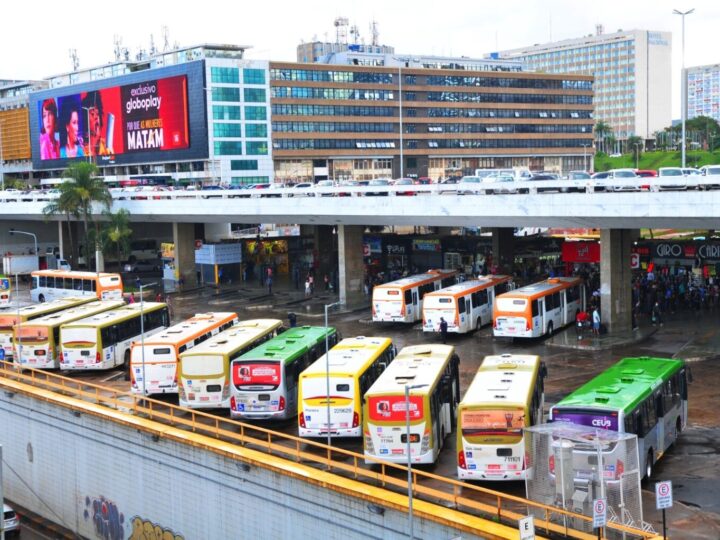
[[31, 270, 124, 303], [0, 297, 94, 360], [298, 336, 396, 438], [13, 300, 125, 369], [372, 269, 458, 323], [422, 275, 512, 334], [457, 354, 547, 481], [178, 319, 284, 409], [493, 277, 585, 338], [59, 302, 170, 372], [130, 312, 238, 395], [0, 276, 10, 308], [363, 344, 460, 465]]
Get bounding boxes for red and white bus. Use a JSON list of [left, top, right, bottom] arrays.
[[372, 269, 458, 323], [493, 277, 585, 338], [422, 275, 512, 334]]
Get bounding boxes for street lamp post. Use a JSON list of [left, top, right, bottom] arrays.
[[9, 228, 38, 256], [674, 8, 695, 168], [138, 281, 157, 394], [581, 143, 589, 172], [324, 301, 341, 449], [405, 382, 427, 540]]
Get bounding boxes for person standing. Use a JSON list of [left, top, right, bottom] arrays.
[[592, 307, 601, 336], [651, 301, 663, 327], [439, 317, 448, 344], [267, 273, 273, 295], [308, 274, 314, 294], [304, 278, 311, 297]]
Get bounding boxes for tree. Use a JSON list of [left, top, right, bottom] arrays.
[[594, 121, 613, 153], [627, 135, 644, 168], [43, 183, 81, 267], [104, 209, 133, 271]]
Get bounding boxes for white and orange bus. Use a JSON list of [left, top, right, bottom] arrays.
[[493, 277, 585, 339], [422, 275, 512, 334], [372, 269, 458, 323], [130, 312, 238, 395], [31, 270, 124, 303]]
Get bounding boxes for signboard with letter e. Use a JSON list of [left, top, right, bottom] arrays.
[[656, 481, 673, 509], [593, 498, 607, 528], [518, 515, 535, 540]]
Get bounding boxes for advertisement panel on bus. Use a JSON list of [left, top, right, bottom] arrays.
[[31, 62, 207, 169]]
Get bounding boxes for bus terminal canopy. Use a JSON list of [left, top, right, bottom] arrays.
[[525, 421, 637, 444]]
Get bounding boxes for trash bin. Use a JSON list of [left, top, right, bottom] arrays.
[[288, 312, 297, 328]]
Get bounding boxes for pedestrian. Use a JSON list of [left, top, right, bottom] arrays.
[[575, 310, 588, 339], [651, 301, 663, 326], [218, 267, 224, 285], [324, 274, 330, 291], [267, 274, 273, 295], [439, 317, 448, 344], [592, 307, 601, 336], [304, 278, 311, 297], [135, 276, 142, 290], [287, 312, 297, 328], [127, 293, 135, 304], [308, 274, 314, 293], [155, 292, 163, 303]]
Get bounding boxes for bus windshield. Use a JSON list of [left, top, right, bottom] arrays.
[[16, 326, 49, 341], [553, 409, 619, 431], [61, 327, 96, 347], [232, 360, 281, 387], [461, 408, 525, 438], [0, 316, 20, 330], [496, 298, 527, 312], [183, 355, 224, 377]]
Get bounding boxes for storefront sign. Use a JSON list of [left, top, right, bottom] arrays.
[[363, 237, 382, 256], [386, 244, 406, 255], [561, 241, 600, 263], [412, 239, 441, 252]]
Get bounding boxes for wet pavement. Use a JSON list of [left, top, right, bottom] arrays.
[[5, 277, 720, 539]]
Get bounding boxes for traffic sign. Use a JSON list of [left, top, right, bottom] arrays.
[[630, 252, 640, 269], [593, 498, 607, 528], [518, 515, 535, 540], [656, 481, 673, 509]]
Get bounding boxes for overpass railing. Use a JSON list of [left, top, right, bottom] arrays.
[[0, 362, 659, 540]]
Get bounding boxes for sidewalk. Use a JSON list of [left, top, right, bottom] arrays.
[[547, 325, 657, 351]]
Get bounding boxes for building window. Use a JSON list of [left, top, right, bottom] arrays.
[[245, 124, 268, 138], [231, 176, 269, 185], [244, 88, 266, 103], [211, 67, 239, 84], [212, 87, 240, 102], [246, 141, 269, 155], [231, 160, 259, 171], [245, 106, 267, 120], [214, 141, 243, 155], [243, 68, 266, 84], [213, 123, 242, 138], [212, 105, 241, 120]]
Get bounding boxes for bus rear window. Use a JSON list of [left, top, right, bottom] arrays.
[[460, 408, 525, 437], [368, 395, 424, 422], [16, 326, 49, 341], [153, 347, 172, 355], [232, 361, 281, 386], [552, 410, 618, 431], [0, 316, 19, 330], [496, 298, 527, 312]]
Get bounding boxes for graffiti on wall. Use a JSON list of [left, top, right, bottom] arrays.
[[128, 516, 185, 540], [83, 495, 124, 540]]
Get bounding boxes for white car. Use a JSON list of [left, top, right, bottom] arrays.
[[699, 165, 720, 190], [482, 173, 521, 194], [602, 169, 640, 192], [656, 167, 692, 191], [457, 176, 483, 195], [3, 503, 20, 536]]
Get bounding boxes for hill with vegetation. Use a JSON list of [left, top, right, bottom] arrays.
[[594, 150, 720, 172]]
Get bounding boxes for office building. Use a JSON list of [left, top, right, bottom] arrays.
[[495, 27, 672, 139], [686, 63, 720, 124]]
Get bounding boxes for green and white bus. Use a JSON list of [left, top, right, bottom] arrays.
[[549, 356, 690, 479], [59, 302, 170, 372], [230, 326, 339, 421]]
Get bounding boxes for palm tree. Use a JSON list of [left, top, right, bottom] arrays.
[[104, 209, 133, 271], [594, 121, 613, 154]]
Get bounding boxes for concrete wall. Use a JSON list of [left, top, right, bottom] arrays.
[[0, 389, 493, 540]]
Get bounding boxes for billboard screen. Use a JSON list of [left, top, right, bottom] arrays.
[[32, 62, 207, 168]]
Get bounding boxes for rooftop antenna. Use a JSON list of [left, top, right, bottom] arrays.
[[162, 25, 170, 51], [371, 19, 379, 46], [350, 24, 360, 44], [596, 24, 604, 36], [113, 35, 123, 61], [334, 17, 349, 44], [149, 34, 157, 56], [69, 48, 79, 71]]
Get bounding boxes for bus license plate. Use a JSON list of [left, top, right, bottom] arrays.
[[486, 464, 501, 470]]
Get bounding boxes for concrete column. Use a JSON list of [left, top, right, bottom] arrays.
[[173, 223, 196, 290], [491, 228, 515, 273], [204, 223, 231, 243], [314, 225, 335, 283], [600, 229, 636, 333], [58, 222, 65, 260], [337, 225, 365, 307]]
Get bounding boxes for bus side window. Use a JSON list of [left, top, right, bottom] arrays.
[[625, 412, 637, 434], [90, 280, 96, 292], [531, 300, 539, 318], [404, 289, 412, 305], [33, 276, 39, 289], [39, 276, 47, 288], [479, 289, 488, 306], [458, 297, 466, 314]]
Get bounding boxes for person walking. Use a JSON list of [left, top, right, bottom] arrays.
[[308, 274, 315, 294], [651, 301, 663, 327], [304, 278, 311, 297], [439, 317, 448, 344], [575, 309, 588, 339], [267, 274, 273, 295], [592, 307, 601, 336]]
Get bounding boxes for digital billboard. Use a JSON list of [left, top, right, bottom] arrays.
[[31, 61, 207, 169]]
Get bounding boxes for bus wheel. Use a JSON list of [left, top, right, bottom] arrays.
[[547, 322, 554, 336], [38, 294, 46, 303], [645, 450, 654, 479], [123, 350, 131, 381]]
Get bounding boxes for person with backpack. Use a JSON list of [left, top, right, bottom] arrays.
[[439, 317, 449, 344]]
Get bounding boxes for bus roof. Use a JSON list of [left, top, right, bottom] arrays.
[[365, 344, 455, 396], [0, 297, 93, 327], [424, 275, 511, 298], [373, 269, 457, 291], [554, 356, 685, 415], [15, 300, 126, 329], [61, 302, 167, 329], [180, 319, 284, 358], [137, 312, 238, 347], [496, 277, 582, 299], [31, 269, 122, 279], [301, 336, 393, 377], [460, 354, 541, 408], [235, 325, 335, 364]]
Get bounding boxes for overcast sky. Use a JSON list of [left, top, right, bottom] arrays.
[[4, 0, 718, 117]]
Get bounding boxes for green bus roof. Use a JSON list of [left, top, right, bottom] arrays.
[[236, 326, 336, 365], [555, 356, 685, 414]]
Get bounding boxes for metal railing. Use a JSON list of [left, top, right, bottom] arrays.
[[0, 361, 659, 540]]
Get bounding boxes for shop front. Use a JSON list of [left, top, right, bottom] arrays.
[[411, 238, 443, 271]]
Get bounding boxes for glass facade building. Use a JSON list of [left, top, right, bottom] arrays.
[[687, 63, 720, 124]]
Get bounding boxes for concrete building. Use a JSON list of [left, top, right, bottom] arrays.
[[494, 26, 672, 140], [686, 63, 720, 124]]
